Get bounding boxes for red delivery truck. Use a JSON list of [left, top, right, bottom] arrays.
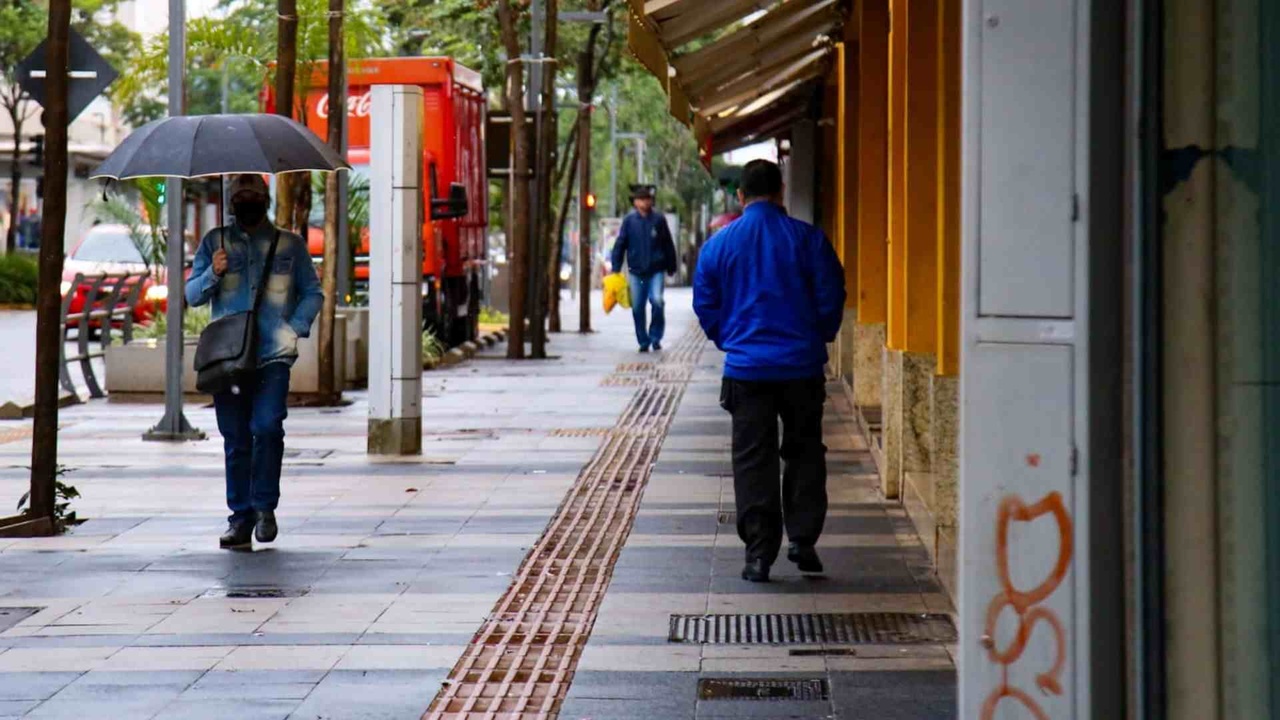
[[265, 57, 488, 347]]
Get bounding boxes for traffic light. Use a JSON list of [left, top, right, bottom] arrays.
[[29, 135, 43, 167], [585, 192, 597, 211], [156, 182, 167, 206]]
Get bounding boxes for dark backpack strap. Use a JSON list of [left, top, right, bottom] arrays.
[[251, 230, 281, 312]]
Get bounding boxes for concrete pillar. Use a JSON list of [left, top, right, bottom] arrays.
[[855, 0, 890, 422], [367, 85, 424, 456], [786, 119, 818, 224], [929, 372, 959, 598], [880, 347, 903, 499]]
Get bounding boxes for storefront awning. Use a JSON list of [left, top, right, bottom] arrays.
[[627, 0, 849, 169]]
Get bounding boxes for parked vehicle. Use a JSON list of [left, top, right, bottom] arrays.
[[266, 57, 488, 348], [61, 224, 167, 329]]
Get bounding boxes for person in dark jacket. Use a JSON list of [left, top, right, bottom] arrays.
[[611, 184, 677, 352], [186, 174, 324, 550], [693, 160, 846, 583]]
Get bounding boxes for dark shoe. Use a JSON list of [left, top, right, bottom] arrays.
[[741, 559, 771, 583], [219, 521, 253, 549], [652, 341, 662, 351], [639, 345, 650, 353], [255, 511, 278, 543], [788, 543, 824, 574]]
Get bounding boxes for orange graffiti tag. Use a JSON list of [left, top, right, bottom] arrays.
[[980, 492, 1073, 720]]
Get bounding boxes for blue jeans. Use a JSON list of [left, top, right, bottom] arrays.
[[628, 272, 666, 349], [213, 362, 291, 524]]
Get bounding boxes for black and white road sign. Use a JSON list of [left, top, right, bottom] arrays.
[[16, 28, 120, 125]]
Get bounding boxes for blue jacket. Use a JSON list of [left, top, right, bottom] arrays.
[[611, 210, 677, 277], [693, 202, 846, 381], [185, 221, 324, 367]]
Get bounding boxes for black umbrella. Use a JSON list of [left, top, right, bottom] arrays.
[[90, 113, 349, 180]]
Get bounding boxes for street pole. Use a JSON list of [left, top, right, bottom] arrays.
[[24, 0, 72, 535], [144, 0, 202, 441], [577, 50, 594, 334], [608, 86, 617, 215]]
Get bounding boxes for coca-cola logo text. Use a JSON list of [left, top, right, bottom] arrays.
[[316, 90, 372, 120]]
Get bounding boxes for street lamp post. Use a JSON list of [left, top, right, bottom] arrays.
[[144, 0, 203, 442]]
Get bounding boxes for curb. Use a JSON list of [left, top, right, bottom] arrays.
[[425, 329, 507, 371], [0, 391, 81, 420]]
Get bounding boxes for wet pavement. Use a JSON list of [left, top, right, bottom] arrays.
[[0, 289, 955, 719]]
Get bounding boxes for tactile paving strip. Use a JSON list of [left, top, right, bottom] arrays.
[[425, 327, 705, 720]]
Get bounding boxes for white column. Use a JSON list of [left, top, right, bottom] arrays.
[[959, 0, 1097, 717], [368, 85, 424, 455]]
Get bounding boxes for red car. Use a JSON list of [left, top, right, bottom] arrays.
[[61, 224, 167, 329]]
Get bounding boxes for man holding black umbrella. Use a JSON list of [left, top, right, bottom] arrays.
[[186, 174, 324, 549]]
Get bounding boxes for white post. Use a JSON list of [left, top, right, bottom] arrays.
[[367, 85, 423, 455], [959, 0, 1100, 716]]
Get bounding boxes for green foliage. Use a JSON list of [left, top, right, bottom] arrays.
[[381, 0, 509, 93], [16, 465, 84, 530], [422, 329, 445, 366], [478, 306, 509, 326], [115, 0, 390, 126], [138, 305, 212, 340], [0, 254, 38, 305]]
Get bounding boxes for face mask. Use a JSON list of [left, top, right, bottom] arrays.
[[233, 200, 268, 226]]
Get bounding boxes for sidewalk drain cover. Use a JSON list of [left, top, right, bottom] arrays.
[[201, 587, 308, 599], [717, 511, 736, 525], [669, 612, 956, 645], [284, 449, 333, 460], [0, 607, 41, 632], [698, 678, 829, 702]]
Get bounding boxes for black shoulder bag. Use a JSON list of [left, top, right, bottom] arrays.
[[194, 230, 280, 395]]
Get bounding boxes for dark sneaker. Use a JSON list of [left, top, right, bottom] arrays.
[[219, 521, 253, 549], [741, 559, 771, 583], [652, 341, 662, 351], [255, 511, 278, 544], [639, 345, 650, 353], [787, 543, 824, 574]]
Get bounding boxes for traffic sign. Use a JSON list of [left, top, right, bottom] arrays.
[[16, 28, 119, 124]]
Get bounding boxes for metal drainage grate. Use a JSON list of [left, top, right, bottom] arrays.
[[669, 612, 957, 645], [0, 607, 42, 632], [283, 449, 334, 460], [717, 511, 736, 525], [698, 678, 830, 702], [201, 587, 308, 599]]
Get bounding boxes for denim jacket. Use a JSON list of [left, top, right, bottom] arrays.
[[185, 221, 324, 367]]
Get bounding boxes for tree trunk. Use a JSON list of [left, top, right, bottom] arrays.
[[545, 109, 580, 334], [547, 131, 579, 333], [273, 0, 298, 229], [317, 0, 344, 402], [528, 0, 558, 358], [28, 0, 71, 536], [5, 101, 23, 255], [497, 0, 529, 360]]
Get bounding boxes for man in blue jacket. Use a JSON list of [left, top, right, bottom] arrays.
[[186, 174, 324, 550], [694, 160, 846, 582], [611, 184, 677, 352]]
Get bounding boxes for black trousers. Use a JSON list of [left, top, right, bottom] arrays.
[[721, 377, 828, 564]]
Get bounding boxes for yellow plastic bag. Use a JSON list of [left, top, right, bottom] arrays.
[[603, 273, 631, 314]]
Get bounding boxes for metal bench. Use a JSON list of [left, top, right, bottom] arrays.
[[59, 271, 152, 399]]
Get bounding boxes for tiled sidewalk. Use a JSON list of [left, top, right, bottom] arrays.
[[0, 289, 955, 719], [559, 341, 957, 720]]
